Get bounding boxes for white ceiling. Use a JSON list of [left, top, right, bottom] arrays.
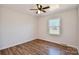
[[1, 4, 78, 16]]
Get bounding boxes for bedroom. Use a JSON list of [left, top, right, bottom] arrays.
[[0, 4, 79, 55]]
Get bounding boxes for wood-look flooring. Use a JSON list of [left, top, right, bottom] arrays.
[[0, 39, 78, 55]]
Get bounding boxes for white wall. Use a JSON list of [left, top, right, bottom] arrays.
[[0, 6, 2, 48], [0, 6, 37, 50], [38, 8, 78, 49], [77, 7, 79, 51], [0, 6, 79, 52]]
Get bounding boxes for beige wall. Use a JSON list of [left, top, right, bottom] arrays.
[[38, 8, 78, 49], [0, 6, 37, 50]]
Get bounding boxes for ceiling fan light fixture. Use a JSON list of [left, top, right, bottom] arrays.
[[37, 10, 41, 14], [30, 4, 50, 14]]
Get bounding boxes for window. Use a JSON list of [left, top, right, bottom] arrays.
[[48, 18, 61, 35]]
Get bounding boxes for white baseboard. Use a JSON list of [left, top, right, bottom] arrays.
[[38, 38, 79, 52], [0, 39, 35, 50]]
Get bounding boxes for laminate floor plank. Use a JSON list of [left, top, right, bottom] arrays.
[[0, 39, 78, 55]]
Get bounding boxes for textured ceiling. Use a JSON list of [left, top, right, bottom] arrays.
[[1, 4, 78, 16]]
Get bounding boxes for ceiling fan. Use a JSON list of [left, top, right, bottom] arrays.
[[30, 4, 50, 14]]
